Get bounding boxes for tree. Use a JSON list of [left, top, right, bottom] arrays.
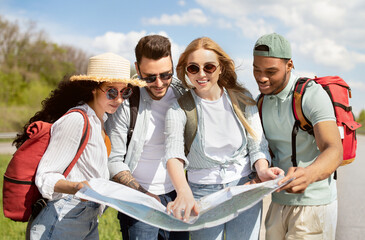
[[358, 109, 365, 123], [0, 15, 90, 106]]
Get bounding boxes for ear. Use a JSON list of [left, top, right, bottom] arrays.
[[287, 59, 294, 71], [134, 62, 140, 76], [92, 83, 101, 95]]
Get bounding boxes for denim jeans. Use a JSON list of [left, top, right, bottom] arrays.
[[29, 195, 100, 240], [189, 174, 262, 240], [118, 190, 189, 240]]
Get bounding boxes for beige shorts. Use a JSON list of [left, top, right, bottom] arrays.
[[265, 200, 337, 240]]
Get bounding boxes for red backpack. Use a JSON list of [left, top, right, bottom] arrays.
[[3, 109, 90, 222], [258, 76, 361, 167]]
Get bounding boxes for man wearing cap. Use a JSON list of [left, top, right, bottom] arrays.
[[105, 35, 188, 240], [252, 33, 342, 239]]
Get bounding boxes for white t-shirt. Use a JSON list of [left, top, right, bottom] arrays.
[[133, 88, 175, 195], [188, 93, 251, 184]]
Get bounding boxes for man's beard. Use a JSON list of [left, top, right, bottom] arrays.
[[146, 82, 170, 100], [268, 71, 288, 95]]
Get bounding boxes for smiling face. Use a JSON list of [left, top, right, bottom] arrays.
[[136, 56, 173, 100], [91, 82, 128, 117], [186, 48, 222, 100], [253, 55, 293, 95]]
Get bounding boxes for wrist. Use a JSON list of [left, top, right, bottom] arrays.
[[176, 186, 192, 196], [254, 158, 269, 173]]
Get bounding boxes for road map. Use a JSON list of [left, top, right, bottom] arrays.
[[76, 176, 291, 231]]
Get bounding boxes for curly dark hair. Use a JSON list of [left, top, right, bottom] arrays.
[[13, 77, 99, 148]]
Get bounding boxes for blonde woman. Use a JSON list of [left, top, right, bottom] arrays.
[[164, 37, 283, 240]]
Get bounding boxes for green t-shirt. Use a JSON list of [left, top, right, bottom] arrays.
[[261, 73, 337, 205]]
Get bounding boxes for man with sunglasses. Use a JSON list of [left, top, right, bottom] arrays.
[[105, 35, 188, 240]]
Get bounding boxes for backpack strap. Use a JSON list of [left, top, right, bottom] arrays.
[[257, 93, 264, 126], [32, 109, 90, 218], [291, 77, 315, 167], [292, 78, 314, 133], [177, 91, 197, 156], [256, 93, 275, 161], [226, 89, 246, 118], [62, 109, 90, 177], [127, 86, 140, 148]]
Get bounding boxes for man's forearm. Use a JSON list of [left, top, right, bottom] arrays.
[[112, 170, 147, 193]]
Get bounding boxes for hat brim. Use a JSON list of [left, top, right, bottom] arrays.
[[70, 75, 147, 87]]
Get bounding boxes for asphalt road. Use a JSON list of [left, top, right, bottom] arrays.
[[260, 135, 365, 240], [0, 141, 16, 154], [336, 134, 365, 240], [1, 135, 364, 239]]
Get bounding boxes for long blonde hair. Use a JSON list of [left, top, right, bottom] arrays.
[[176, 37, 257, 139]]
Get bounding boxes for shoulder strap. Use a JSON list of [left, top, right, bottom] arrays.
[[127, 86, 140, 148], [171, 76, 187, 96], [177, 91, 197, 156], [292, 77, 314, 133], [62, 109, 90, 177], [291, 77, 315, 167], [256, 93, 275, 160], [226, 89, 246, 117], [257, 93, 264, 126]]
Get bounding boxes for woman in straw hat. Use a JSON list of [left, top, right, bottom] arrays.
[[13, 53, 146, 240], [164, 37, 284, 240]]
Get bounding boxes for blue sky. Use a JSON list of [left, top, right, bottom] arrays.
[[1, 0, 364, 114]]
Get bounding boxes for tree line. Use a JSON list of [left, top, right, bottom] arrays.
[[0, 15, 364, 131], [0, 15, 90, 107]]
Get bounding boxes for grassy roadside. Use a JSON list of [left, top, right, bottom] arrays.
[[0, 154, 122, 239], [0, 106, 39, 132]]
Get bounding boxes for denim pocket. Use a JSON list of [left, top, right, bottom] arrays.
[[62, 203, 89, 220]]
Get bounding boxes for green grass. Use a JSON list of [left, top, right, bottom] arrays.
[[357, 124, 365, 135], [0, 154, 122, 239]]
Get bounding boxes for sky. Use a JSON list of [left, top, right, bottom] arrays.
[[1, 0, 364, 115]]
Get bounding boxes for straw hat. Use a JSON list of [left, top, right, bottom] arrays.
[[70, 52, 146, 87]]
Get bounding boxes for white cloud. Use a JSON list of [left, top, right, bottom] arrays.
[[142, 9, 208, 26], [195, 0, 365, 71], [196, 0, 251, 18], [216, 18, 233, 29], [234, 17, 274, 39], [296, 39, 355, 71], [293, 70, 317, 79], [348, 81, 365, 91], [178, 0, 186, 6], [92, 31, 185, 68], [92, 31, 147, 61], [170, 41, 186, 68]]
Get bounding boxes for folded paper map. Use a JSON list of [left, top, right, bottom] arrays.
[[76, 176, 291, 231]]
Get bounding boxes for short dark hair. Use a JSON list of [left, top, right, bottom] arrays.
[[135, 35, 172, 64]]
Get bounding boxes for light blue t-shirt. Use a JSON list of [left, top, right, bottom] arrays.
[[261, 73, 337, 206]]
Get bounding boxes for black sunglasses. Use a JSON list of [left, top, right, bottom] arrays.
[[99, 86, 133, 100], [186, 63, 219, 75], [137, 65, 173, 83]]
